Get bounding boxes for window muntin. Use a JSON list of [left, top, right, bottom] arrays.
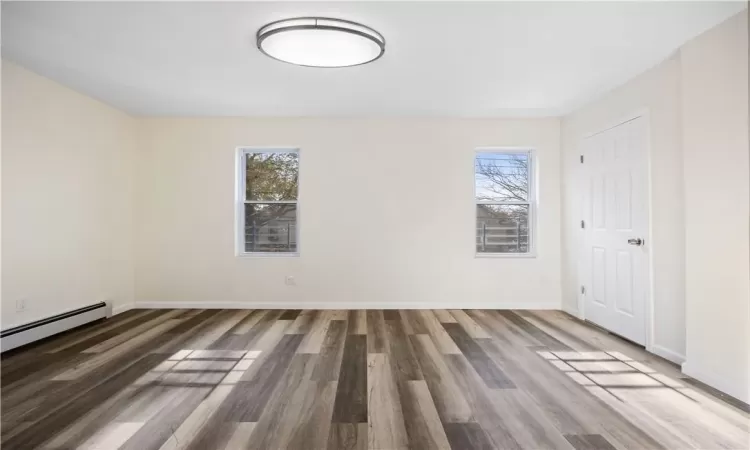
[[475, 151, 533, 254]]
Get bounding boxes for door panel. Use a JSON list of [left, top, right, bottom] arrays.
[[592, 247, 607, 306], [582, 116, 648, 345], [615, 250, 633, 315], [614, 173, 632, 230]]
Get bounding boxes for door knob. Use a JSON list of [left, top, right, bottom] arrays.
[[627, 238, 643, 246]]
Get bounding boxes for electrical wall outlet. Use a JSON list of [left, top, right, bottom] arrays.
[[285, 276, 296, 286], [16, 298, 27, 312]]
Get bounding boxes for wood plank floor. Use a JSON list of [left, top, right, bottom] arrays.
[[2, 309, 748, 449]]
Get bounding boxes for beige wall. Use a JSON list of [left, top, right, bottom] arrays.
[[1, 62, 137, 327], [135, 118, 562, 309], [680, 11, 749, 403]]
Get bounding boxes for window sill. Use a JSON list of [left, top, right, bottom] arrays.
[[237, 252, 300, 258], [475, 252, 537, 259]]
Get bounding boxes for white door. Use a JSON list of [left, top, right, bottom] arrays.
[[582, 116, 649, 345]]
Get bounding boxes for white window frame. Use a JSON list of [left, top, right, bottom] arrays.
[[474, 148, 536, 258], [235, 147, 300, 257]]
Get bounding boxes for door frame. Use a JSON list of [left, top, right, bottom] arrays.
[[576, 108, 654, 351]]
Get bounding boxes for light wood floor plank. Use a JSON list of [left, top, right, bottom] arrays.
[[432, 309, 458, 323], [367, 353, 409, 450], [450, 309, 493, 339], [399, 380, 452, 450]]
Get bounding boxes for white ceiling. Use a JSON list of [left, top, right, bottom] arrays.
[[2, 1, 746, 117]]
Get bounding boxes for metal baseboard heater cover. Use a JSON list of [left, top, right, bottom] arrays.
[[1, 302, 108, 352]]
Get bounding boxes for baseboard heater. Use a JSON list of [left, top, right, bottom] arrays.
[[1, 302, 108, 352]]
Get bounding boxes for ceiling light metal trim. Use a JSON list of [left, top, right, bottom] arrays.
[[256, 17, 386, 68]]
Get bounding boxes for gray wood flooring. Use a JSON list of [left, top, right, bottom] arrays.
[[1, 309, 748, 449]]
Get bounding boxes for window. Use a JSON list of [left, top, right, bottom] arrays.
[[237, 149, 299, 255], [475, 150, 534, 255]]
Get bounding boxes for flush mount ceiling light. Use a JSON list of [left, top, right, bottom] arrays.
[[257, 17, 385, 68]]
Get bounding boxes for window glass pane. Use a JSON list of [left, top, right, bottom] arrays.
[[476, 204, 529, 253], [475, 153, 529, 202], [244, 203, 297, 253], [246, 152, 299, 201]]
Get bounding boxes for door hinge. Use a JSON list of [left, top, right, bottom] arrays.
[[580, 155, 584, 163], [580, 220, 585, 229], [581, 285, 586, 295]]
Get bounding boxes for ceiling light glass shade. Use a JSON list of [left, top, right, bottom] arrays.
[[257, 18, 385, 68]]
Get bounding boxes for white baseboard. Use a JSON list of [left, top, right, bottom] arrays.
[[112, 303, 135, 316], [648, 344, 686, 365], [131, 301, 561, 310], [561, 303, 582, 319], [682, 361, 750, 404]]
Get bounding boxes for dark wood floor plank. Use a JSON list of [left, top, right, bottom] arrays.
[[298, 310, 333, 354], [4, 317, 191, 428], [443, 423, 494, 450], [120, 376, 214, 450], [152, 310, 223, 354], [203, 309, 256, 349], [496, 311, 573, 351], [366, 310, 387, 353], [187, 309, 253, 350], [1, 352, 94, 411], [409, 334, 473, 423], [0, 310, 168, 389], [230, 308, 268, 335], [450, 310, 492, 339], [401, 310, 430, 334], [443, 354, 522, 450], [347, 310, 367, 335], [231, 333, 304, 421], [4, 354, 166, 449], [285, 380, 338, 450], [40, 371, 177, 449], [465, 309, 538, 348], [487, 389, 575, 449], [383, 309, 400, 320], [385, 317, 424, 381], [4, 309, 234, 447], [81, 309, 186, 354], [243, 309, 286, 350], [313, 320, 347, 381], [280, 309, 302, 320], [185, 331, 302, 445], [332, 334, 367, 423], [398, 380, 452, 449], [418, 310, 463, 354], [52, 319, 185, 381], [565, 433, 618, 450], [442, 322, 515, 389], [519, 311, 599, 351], [287, 310, 319, 335], [247, 354, 331, 450], [46, 309, 163, 353]]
